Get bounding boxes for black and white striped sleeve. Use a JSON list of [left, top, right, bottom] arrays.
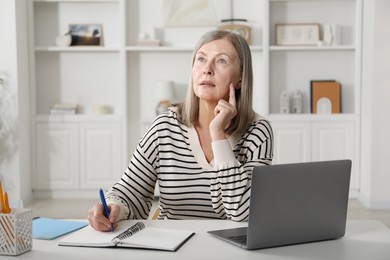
[[210, 119, 273, 222], [105, 117, 161, 219]]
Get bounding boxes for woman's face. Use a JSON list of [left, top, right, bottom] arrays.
[[192, 38, 241, 104]]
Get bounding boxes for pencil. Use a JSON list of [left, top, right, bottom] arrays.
[[0, 181, 4, 213], [3, 192, 11, 214]]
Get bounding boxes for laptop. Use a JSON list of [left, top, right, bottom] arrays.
[[208, 159, 352, 250]]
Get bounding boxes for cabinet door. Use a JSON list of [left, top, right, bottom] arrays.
[[311, 121, 354, 161], [79, 122, 121, 189], [35, 122, 79, 189], [271, 122, 311, 164], [312, 121, 357, 191]]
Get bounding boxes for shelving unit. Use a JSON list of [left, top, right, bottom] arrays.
[[27, 0, 362, 197], [266, 0, 362, 195], [28, 0, 126, 197]]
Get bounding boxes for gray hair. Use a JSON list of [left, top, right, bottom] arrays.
[[178, 30, 255, 136]]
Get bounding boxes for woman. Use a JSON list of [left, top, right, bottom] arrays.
[[88, 30, 273, 231]]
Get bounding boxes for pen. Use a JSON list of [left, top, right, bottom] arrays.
[[99, 188, 114, 232]]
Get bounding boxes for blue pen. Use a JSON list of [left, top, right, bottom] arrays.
[[99, 188, 114, 232]]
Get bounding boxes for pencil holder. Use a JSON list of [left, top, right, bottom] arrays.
[[0, 208, 32, 256]]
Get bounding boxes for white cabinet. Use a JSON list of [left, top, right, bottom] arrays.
[[265, 0, 362, 195], [271, 121, 311, 164], [312, 121, 355, 162], [79, 122, 121, 189], [28, 0, 127, 195], [312, 120, 359, 193], [271, 116, 359, 193], [34, 118, 122, 191], [35, 121, 79, 190], [272, 118, 355, 164]]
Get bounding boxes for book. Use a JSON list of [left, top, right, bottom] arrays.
[[50, 108, 76, 115], [58, 221, 195, 252], [310, 80, 341, 114], [50, 103, 78, 114], [33, 217, 88, 240]]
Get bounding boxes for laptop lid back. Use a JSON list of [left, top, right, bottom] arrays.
[[246, 160, 351, 249]]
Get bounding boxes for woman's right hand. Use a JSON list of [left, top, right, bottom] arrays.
[[209, 84, 237, 141], [88, 203, 120, 231]]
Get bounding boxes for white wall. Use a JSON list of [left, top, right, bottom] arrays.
[[0, 0, 389, 208], [360, 0, 390, 208], [0, 0, 32, 207]]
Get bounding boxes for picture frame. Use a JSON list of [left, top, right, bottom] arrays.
[[163, 0, 217, 27], [68, 24, 103, 46], [276, 23, 320, 46], [310, 80, 341, 114]]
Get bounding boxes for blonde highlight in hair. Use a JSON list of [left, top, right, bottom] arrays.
[[178, 30, 255, 136]]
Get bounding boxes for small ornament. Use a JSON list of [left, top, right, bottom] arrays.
[[292, 90, 303, 114], [332, 24, 341, 46], [155, 80, 175, 115], [155, 100, 172, 115], [55, 31, 72, 47], [280, 90, 290, 114], [323, 24, 333, 46]]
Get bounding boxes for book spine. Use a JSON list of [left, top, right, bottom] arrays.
[[112, 222, 145, 241]]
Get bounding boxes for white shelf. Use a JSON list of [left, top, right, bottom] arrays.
[[268, 113, 357, 122], [126, 46, 194, 52], [270, 45, 356, 51], [270, 0, 354, 2], [35, 114, 124, 122], [35, 46, 121, 52], [125, 45, 263, 52], [33, 0, 119, 2]]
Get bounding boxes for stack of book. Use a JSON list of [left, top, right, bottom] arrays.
[[50, 103, 78, 114]]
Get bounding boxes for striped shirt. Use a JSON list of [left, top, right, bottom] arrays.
[[106, 108, 273, 221]]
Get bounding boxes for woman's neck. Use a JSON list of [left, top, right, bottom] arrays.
[[197, 101, 216, 128]]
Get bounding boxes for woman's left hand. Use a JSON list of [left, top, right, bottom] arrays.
[[210, 83, 237, 141]]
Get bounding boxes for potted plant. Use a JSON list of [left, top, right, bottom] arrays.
[[0, 71, 18, 168]]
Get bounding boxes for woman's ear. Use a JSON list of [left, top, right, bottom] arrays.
[[235, 79, 242, 89]]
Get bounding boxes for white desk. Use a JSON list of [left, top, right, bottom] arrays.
[[4, 220, 390, 260]]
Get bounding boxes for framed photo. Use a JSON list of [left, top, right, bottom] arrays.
[[68, 24, 103, 46], [310, 80, 341, 114], [276, 24, 320, 46], [163, 0, 217, 26]]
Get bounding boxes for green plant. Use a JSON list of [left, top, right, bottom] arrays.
[[0, 71, 18, 167]]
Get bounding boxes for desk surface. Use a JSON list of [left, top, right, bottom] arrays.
[[4, 220, 390, 260]]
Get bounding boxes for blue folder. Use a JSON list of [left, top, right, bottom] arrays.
[[33, 217, 88, 240]]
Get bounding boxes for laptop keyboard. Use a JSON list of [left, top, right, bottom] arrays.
[[229, 235, 247, 245]]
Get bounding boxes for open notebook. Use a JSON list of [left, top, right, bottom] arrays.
[[59, 221, 194, 252]]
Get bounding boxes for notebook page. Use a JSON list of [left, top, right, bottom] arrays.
[[118, 227, 194, 251], [59, 223, 128, 247]]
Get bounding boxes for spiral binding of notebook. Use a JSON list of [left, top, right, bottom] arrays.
[[112, 222, 145, 241]]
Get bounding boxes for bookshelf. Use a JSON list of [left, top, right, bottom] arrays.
[[27, 0, 362, 197]]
